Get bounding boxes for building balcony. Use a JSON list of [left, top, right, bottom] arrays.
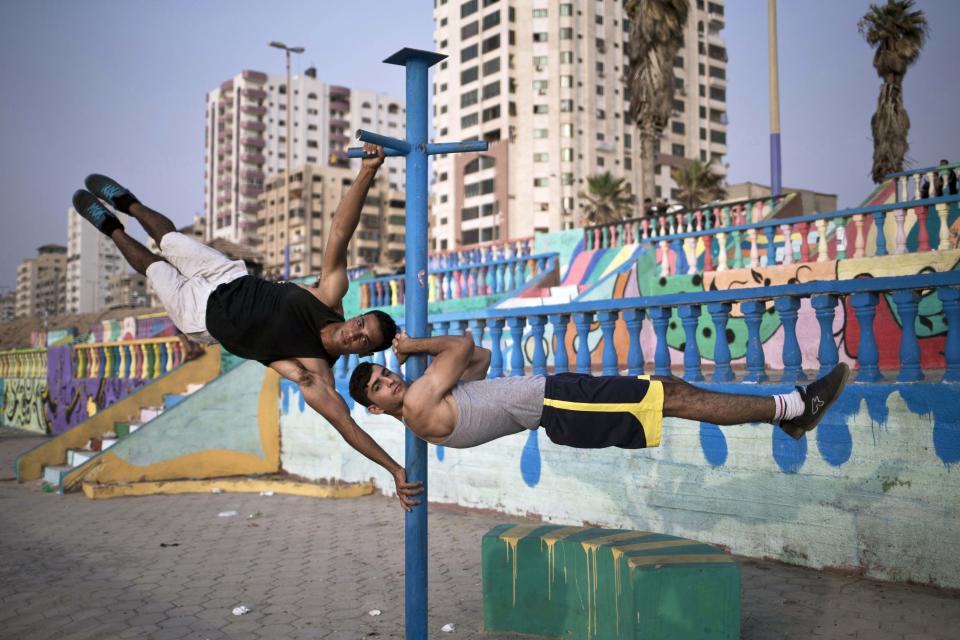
[[241, 120, 266, 132], [241, 70, 268, 84], [241, 202, 261, 215], [241, 187, 262, 199], [330, 117, 350, 129], [241, 153, 266, 165], [330, 99, 350, 113], [220, 79, 234, 93], [329, 85, 350, 99], [242, 88, 267, 101], [241, 136, 266, 148], [330, 132, 350, 145], [241, 169, 264, 181], [241, 104, 267, 116]]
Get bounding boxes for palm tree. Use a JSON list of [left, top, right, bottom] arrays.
[[580, 172, 636, 225], [670, 158, 726, 210], [859, 0, 928, 183], [625, 0, 690, 202]]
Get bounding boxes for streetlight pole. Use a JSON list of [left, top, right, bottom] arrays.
[[269, 41, 305, 279], [768, 0, 782, 196]]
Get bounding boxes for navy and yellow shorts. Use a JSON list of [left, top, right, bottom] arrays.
[[540, 373, 664, 449]]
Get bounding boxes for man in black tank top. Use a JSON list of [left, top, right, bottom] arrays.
[[70, 144, 422, 510]]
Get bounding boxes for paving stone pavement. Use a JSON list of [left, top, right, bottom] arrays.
[[1, 428, 958, 639]]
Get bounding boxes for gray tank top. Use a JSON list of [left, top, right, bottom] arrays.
[[440, 376, 546, 449]]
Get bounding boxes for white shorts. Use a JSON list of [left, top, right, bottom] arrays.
[[146, 233, 248, 342]]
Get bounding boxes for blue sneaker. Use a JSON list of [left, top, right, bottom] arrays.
[[84, 174, 138, 213], [72, 190, 124, 236]]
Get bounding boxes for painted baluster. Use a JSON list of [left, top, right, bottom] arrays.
[[593, 227, 602, 250], [459, 269, 469, 298], [611, 224, 620, 247], [851, 292, 881, 381], [487, 318, 505, 378], [872, 211, 888, 256], [600, 226, 609, 249], [550, 314, 570, 373], [397, 279, 405, 306], [445, 271, 454, 300], [336, 349, 349, 379], [897, 175, 907, 202], [707, 302, 734, 382], [893, 208, 907, 255], [780, 223, 794, 265], [811, 295, 839, 376], [598, 311, 620, 375], [732, 207, 744, 268], [505, 261, 515, 291], [815, 218, 829, 262], [741, 300, 768, 383], [625, 221, 634, 244], [703, 234, 714, 272], [584, 229, 592, 251], [507, 317, 526, 376], [748, 217, 760, 269], [684, 215, 697, 275], [938, 287, 960, 382], [835, 217, 848, 260], [468, 319, 485, 349], [852, 214, 866, 258], [659, 215, 668, 238], [765, 225, 777, 266], [797, 222, 810, 263], [916, 206, 930, 251], [623, 309, 644, 376], [891, 290, 923, 382], [936, 203, 950, 250], [641, 218, 650, 240], [498, 262, 508, 293], [648, 307, 672, 377], [373, 347, 386, 367], [673, 234, 687, 275], [659, 239, 670, 276], [775, 296, 806, 383], [679, 305, 704, 382], [360, 283, 369, 309], [467, 268, 476, 297], [529, 316, 548, 376], [485, 265, 495, 295], [573, 312, 594, 374], [427, 275, 437, 302]]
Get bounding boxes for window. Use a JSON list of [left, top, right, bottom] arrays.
[[560, 28, 573, 39], [596, 108, 606, 119], [560, 99, 573, 112], [709, 66, 726, 80], [710, 130, 727, 144], [461, 44, 478, 62], [710, 86, 726, 101], [461, 21, 479, 39], [533, 129, 549, 138], [596, 132, 605, 141], [533, 79, 548, 92], [482, 105, 500, 121], [534, 177, 549, 187], [559, 3, 572, 16], [560, 51, 573, 64], [562, 148, 574, 161], [560, 75, 573, 88], [461, 90, 479, 108], [596, 61, 604, 74], [673, 99, 685, 112], [533, 104, 548, 114], [708, 44, 727, 61], [482, 10, 500, 29], [700, 106, 707, 118], [673, 77, 684, 90], [534, 152, 549, 162], [671, 121, 685, 134], [482, 57, 500, 75], [533, 32, 548, 42], [533, 55, 548, 67], [482, 81, 500, 99], [596, 85, 604, 96], [624, 157, 632, 170], [596, 15, 603, 25], [561, 124, 573, 137], [561, 173, 574, 185], [533, 8, 548, 17], [624, 134, 632, 149], [671, 143, 685, 156], [596, 38, 606, 52], [700, 127, 707, 140], [482, 34, 500, 53], [461, 66, 479, 84], [597, 157, 605, 167], [462, 206, 479, 220], [674, 56, 684, 68], [461, 112, 479, 128], [461, 0, 478, 18]]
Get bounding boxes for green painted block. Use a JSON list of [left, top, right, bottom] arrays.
[[483, 524, 740, 640], [114, 423, 130, 437]]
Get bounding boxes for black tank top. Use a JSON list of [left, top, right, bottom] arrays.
[[205, 276, 343, 367]]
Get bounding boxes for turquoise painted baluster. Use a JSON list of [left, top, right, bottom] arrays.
[[485, 265, 495, 295], [434, 321, 449, 337], [529, 316, 547, 375], [584, 229, 592, 251], [707, 302, 734, 382], [497, 262, 507, 293], [872, 211, 888, 257], [732, 208, 744, 268], [487, 318, 505, 378], [507, 317, 526, 376], [573, 312, 594, 374], [622, 308, 644, 376], [678, 305, 704, 382], [812, 295, 839, 376], [892, 290, 923, 382], [600, 226, 609, 249], [937, 287, 960, 382], [598, 311, 619, 375], [505, 261, 516, 291], [648, 307, 672, 377], [766, 225, 776, 266], [445, 272, 454, 300], [741, 300, 768, 383], [835, 216, 848, 260], [468, 319, 485, 347], [550, 313, 570, 373], [617, 222, 625, 247], [851, 292, 881, 382], [775, 296, 806, 383]]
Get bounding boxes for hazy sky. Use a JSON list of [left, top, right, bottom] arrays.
[[1, 0, 957, 292]]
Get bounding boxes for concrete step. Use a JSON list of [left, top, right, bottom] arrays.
[[185, 383, 204, 394], [67, 450, 97, 467], [139, 407, 162, 422], [163, 394, 186, 410], [101, 437, 118, 450], [43, 465, 72, 485]]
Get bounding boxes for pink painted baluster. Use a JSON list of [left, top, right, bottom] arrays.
[[917, 206, 930, 251], [593, 227, 602, 249], [703, 234, 714, 271], [625, 222, 634, 244], [452, 270, 462, 299], [641, 218, 650, 240], [609, 224, 617, 246], [853, 214, 866, 258], [893, 209, 907, 254], [780, 223, 794, 265], [797, 222, 810, 262]]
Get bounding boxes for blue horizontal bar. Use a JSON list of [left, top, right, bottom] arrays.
[[425, 141, 489, 156], [346, 147, 406, 158], [417, 270, 960, 325], [886, 162, 959, 179], [355, 129, 411, 154]]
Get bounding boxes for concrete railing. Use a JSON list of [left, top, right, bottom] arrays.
[[73, 337, 187, 380]]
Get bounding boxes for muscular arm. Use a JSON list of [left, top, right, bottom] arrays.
[[316, 145, 384, 307], [396, 335, 475, 406], [461, 346, 491, 381]]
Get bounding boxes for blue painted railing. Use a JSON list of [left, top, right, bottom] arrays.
[[427, 236, 534, 271], [359, 253, 559, 309], [344, 271, 960, 385]]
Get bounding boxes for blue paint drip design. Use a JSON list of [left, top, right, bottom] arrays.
[[900, 386, 960, 466], [280, 379, 298, 415], [698, 422, 728, 467], [520, 430, 541, 487], [816, 418, 852, 467], [772, 427, 807, 474], [436, 445, 445, 462]]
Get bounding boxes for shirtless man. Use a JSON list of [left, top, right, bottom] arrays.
[[71, 144, 421, 509], [349, 332, 849, 450]]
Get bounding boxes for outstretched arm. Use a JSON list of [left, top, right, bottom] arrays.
[[393, 332, 475, 403], [269, 358, 422, 511], [316, 143, 385, 308]]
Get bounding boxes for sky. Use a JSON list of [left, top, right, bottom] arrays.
[[1, 0, 958, 293]]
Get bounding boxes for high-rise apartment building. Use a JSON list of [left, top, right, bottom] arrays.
[[66, 206, 127, 314], [430, 0, 727, 249], [15, 245, 67, 319], [105, 272, 149, 310], [257, 165, 406, 278], [205, 68, 406, 246], [0, 291, 15, 323]]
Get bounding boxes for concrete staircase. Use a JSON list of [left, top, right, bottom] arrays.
[[41, 383, 206, 490]]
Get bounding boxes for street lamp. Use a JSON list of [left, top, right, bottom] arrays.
[[269, 40, 305, 280]]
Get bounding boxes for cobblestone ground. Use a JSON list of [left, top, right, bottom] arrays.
[[1, 428, 957, 639]]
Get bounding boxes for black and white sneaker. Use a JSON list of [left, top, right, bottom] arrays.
[[780, 363, 850, 440]]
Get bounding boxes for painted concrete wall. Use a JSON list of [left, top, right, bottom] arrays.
[[1, 377, 48, 433], [279, 380, 960, 589]]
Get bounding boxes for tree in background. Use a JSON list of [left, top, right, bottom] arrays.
[[670, 158, 726, 210], [625, 0, 690, 202], [580, 172, 636, 225], [859, 0, 928, 183]]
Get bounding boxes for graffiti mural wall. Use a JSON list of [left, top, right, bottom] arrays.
[[1, 377, 49, 433]]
